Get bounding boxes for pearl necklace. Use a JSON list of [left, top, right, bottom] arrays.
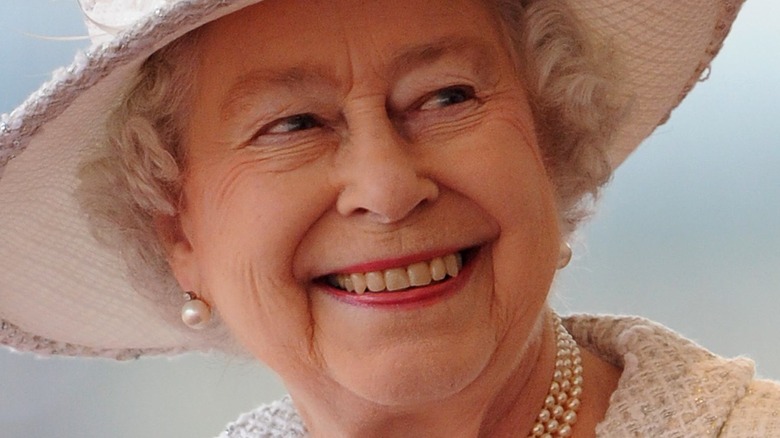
[[527, 314, 583, 438]]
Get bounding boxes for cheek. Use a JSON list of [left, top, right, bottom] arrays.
[[184, 162, 337, 366], [431, 116, 560, 314], [187, 159, 336, 260], [432, 114, 557, 234]]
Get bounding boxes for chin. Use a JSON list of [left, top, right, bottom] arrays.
[[326, 327, 500, 408]]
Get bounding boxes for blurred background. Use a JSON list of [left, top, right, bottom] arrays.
[[1, 1, 778, 437]]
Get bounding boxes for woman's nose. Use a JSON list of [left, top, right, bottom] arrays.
[[335, 119, 439, 224]]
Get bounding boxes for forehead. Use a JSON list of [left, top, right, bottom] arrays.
[[196, 0, 507, 72]]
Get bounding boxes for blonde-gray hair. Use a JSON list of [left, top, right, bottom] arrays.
[[492, 0, 622, 231], [77, 32, 202, 327], [77, 0, 624, 331]]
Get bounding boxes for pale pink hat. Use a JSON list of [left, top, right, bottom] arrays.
[[0, 0, 745, 359]]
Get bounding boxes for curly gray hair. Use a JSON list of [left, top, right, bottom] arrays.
[[76, 0, 624, 333]]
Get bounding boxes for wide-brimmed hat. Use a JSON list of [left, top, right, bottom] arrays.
[[0, 0, 745, 359]]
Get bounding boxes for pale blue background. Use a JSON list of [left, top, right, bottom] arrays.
[[1, 1, 778, 437]]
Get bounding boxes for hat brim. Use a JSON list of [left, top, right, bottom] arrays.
[[0, 0, 743, 358]]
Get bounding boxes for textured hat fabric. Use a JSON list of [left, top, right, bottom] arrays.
[[0, 0, 745, 359]]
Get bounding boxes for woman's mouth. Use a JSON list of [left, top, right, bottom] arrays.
[[323, 250, 469, 294]]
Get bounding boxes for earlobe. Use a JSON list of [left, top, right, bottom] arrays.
[[153, 213, 199, 292]]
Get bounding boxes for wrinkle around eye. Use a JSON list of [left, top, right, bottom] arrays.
[[241, 136, 338, 173], [402, 98, 485, 142]]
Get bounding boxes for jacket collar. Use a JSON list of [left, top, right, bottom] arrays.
[[564, 314, 755, 436]]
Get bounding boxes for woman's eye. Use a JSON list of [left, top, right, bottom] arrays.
[[418, 86, 476, 111], [263, 113, 322, 135]]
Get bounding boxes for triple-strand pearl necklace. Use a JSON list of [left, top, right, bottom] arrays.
[[527, 314, 583, 437]]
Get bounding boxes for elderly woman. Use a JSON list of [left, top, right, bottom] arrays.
[[1, 0, 778, 436]]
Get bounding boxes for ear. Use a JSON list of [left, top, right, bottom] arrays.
[[154, 213, 199, 293]]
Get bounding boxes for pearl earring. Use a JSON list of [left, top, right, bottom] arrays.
[[557, 241, 572, 269], [181, 292, 211, 330]]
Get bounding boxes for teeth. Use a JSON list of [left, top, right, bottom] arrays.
[[351, 273, 367, 295], [365, 271, 385, 292], [385, 268, 410, 291], [327, 252, 465, 294], [445, 253, 461, 277], [430, 257, 447, 281], [407, 262, 432, 287]]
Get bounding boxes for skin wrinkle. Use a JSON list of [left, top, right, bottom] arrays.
[[328, 49, 511, 225], [249, 138, 338, 374], [479, 311, 547, 437], [334, 100, 439, 226], [207, 36, 517, 227], [406, 109, 486, 146], [244, 256, 311, 360], [219, 37, 503, 147], [297, 192, 494, 282], [244, 141, 336, 173]]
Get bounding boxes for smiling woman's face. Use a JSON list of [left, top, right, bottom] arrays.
[[167, 0, 561, 408]]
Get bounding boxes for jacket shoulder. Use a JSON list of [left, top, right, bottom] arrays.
[[721, 378, 780, 437], [216, 396, 307, 438]]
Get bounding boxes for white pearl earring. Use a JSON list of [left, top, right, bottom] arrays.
[[557, 241, 572, 269], [181, 292, 212, 330]]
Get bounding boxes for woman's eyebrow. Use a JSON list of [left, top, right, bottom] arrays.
[[219, 66, 338, 121], [387, 36, 500, 82]]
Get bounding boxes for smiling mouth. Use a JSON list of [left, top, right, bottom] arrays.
[[322, 249, 475, 294]]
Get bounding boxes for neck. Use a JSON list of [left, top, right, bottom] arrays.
[[290, 309, 565, 438]]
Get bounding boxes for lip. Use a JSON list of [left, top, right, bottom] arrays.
[[328, 247, 466, 275], [316, 246, 481, 309]]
